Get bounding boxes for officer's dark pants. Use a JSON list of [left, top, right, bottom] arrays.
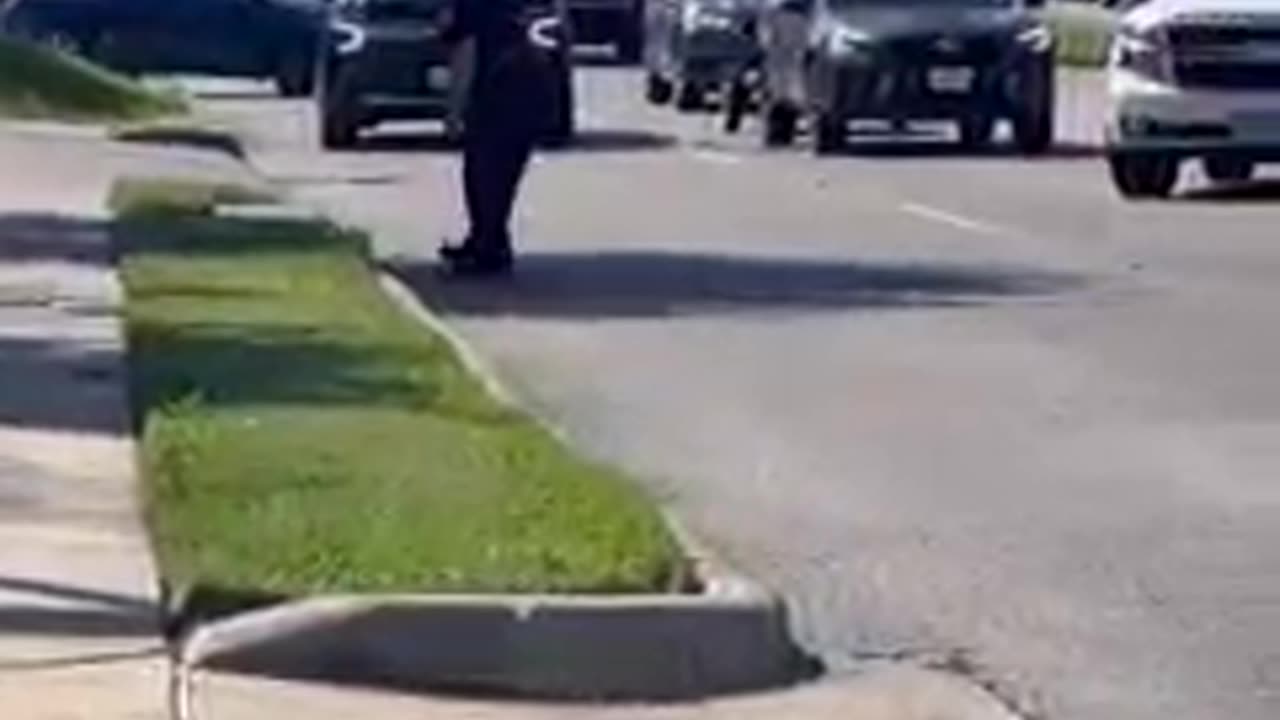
[[461, 54, 544, 258], [462, 120, 535, 256]]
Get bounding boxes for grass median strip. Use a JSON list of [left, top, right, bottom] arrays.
[[0, 36, 183, 120], [113, 179, 680, 605]]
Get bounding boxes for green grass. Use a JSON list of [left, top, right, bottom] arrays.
[[1050, 4, 1116, 69], [113, 179, 681, 603], [0, 35, 184, 121]]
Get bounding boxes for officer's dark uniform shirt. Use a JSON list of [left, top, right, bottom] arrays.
[[445, 0, 550, 132]]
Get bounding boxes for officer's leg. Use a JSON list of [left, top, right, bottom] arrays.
[[461, 125, 498, 249], [483, 130, 535, 255]]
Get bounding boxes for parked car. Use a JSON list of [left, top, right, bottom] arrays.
[[567, 0, 645, 61], [753, 0, 1056, 155], [316, 0, 576, 149], [1106, 0, 1280, 198], [1, 0, 326, 96], [643, 0, 762, 111]]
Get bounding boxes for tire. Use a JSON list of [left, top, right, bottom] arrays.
[[646, 72, 674, 106], [958, 115, 995, 150], [1013, 63, 1055, 155], [675, 82, 706, 112], [276, 51, 314, 98], [319, 66, 360, 150], [617, 22, 643, 65], [1109, 153, 1179, 199], [762, 102, 798, 147], [813, 111, 845, 155], [1203, 156, 1255, 183], [541, 68, 577, 148]]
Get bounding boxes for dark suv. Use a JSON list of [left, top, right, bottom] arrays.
[[755, 0, 1055, 154], [2, 0, 325, 96], [316, 0, 576, 149], [643, 0, 761, 111]]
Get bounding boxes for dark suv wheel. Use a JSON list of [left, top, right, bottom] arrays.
[[1013, 62, 1055, 155], [813, 111, 845, 155], [762, 102, 798, 147], [276, 50, 315, 98], [617, 17, 643, 64], [319, 66, 360, 150], [541, 66, 577, 148], [273, 49, 313, 98], [646, 72, 674, 105], [1109, 152, 1179, 199]]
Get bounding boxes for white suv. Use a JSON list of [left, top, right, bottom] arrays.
[[1106, 0, 1280, 198]]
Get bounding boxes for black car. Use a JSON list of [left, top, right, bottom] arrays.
[[643, 0, 761, 111], [2, 0, 326, 96], [753, 0, 1055, 154], [317, 0, 576, 149], [566, 0, 646, 62]]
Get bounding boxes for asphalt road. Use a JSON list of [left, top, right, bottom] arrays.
[[195, 67, 1279, 720]]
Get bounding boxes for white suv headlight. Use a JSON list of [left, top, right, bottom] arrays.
[[1112, 24, 1173, 84]]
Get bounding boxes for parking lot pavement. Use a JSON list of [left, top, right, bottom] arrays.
[[196, 67, 1280, 720]]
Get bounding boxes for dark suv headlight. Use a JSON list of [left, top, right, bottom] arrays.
[[329, 0, 368, 54], [825, 26, 876, 64], [1016, 24, 1054, 54]]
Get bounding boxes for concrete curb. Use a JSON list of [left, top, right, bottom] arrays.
[[180, 528, 807, 701], [178, 267, 811, 702]]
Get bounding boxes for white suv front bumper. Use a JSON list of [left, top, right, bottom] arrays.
[[1107, 68, 1280, 155]]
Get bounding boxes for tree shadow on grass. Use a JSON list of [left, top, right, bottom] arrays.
[[390, 251, 1087, 320], [117, 215, 511, 425], [128, 319, 455, 415]]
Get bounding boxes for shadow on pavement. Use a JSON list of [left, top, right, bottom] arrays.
[[826, 138, 1102, 161], [0, 214, 112, 266], [0, 336, 126, 435], [0, 575, 158, 640], [346, 128, 676, 155], [390, 251, 1085, 319], [1181, 179, 1280, 204]]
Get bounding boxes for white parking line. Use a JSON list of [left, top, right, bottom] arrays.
[[689, 148, 743, 165], [898, 202, 1010, 237]]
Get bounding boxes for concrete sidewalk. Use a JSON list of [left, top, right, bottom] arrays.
[[0, 125, 253, 719], [192, 666, 1020, 720]]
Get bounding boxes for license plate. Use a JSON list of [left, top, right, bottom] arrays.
[[1232, 111, 1280, 141], [927, 66, 975, 94], [425, 66, 452, 91]]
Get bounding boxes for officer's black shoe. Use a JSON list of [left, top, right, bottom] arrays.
[[439, 242, 514, 277]]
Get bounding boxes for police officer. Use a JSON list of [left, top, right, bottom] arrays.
[[440, 0, 555, 275]]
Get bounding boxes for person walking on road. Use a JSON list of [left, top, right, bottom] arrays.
[[440, 0, 555, 276]]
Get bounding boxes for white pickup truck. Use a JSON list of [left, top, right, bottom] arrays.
[[1107, 0, 1280, 197]]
